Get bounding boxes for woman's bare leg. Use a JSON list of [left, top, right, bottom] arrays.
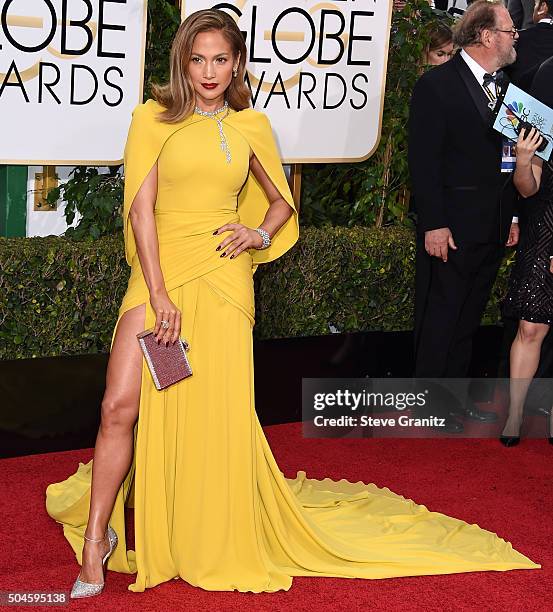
[[76, 303, 145, 584], [502, 319, 549, 436]]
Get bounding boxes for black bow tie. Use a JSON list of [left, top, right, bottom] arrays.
[[483, 70, 506, 88], [483, 73, 496, 87]]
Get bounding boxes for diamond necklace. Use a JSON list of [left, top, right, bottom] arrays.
[[194, 100, 231, 163]]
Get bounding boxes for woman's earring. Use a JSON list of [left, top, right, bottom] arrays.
[[233, 67, 238, 77]]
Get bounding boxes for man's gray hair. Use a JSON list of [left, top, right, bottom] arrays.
[[452, 0, 504, 48]]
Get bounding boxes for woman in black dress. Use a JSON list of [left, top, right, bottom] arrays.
[[501, 57, 553, 446]]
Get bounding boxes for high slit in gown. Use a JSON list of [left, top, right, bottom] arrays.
[[45, 99, 540, 593]]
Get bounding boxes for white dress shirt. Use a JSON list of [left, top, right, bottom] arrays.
[[460, 49, 498, 97]]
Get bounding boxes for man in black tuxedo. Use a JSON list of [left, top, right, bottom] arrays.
[[505, 0, 553, 90], [408, 0, 520, 433]]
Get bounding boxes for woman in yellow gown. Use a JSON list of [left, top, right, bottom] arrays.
[[45, 9, 540, 596]]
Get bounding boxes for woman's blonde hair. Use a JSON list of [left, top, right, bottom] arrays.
[[151, 9, 251, 123]]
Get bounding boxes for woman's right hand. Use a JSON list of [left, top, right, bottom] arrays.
[[150, 290, 182, 346], [515, 126, 544, 165]]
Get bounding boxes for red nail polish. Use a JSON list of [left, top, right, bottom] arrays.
[[213, 230, 218, 235], [216, 246, 221, 251]]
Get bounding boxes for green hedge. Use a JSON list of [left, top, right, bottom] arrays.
[[0, 228, 513, 360]]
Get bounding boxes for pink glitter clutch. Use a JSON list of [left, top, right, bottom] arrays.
[[136, 328, 193, 390]]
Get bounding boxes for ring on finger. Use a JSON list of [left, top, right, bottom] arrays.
[[161, 320, 170, 329]]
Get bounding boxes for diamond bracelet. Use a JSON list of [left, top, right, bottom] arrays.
[[254, 227, 271, 249]]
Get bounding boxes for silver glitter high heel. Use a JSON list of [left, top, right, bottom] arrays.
[[70, 525, 118, 599]]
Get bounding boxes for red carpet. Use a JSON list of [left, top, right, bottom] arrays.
[[0, 422, 551, 611]]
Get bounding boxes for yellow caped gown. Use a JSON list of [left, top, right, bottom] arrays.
[[45, 100, 540, 593]]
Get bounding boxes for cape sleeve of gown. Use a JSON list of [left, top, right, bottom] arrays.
[[121, 101, 163, 267], [226, 109, 299, 270]]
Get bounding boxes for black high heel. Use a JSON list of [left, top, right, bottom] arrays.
[[499, 435, 520, 447], [499, 418, 521, 447]]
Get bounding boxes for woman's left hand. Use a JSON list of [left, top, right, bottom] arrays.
[[515, 126, 544, 165], [214, 223, 264, 258]]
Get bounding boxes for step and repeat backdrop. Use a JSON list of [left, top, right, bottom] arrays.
[[0, 0, 392, 235], [0, 0, 147, 165], [182, 1, 393, 163]]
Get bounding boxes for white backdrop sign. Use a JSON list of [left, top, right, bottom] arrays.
[[182, 1, 393, 162], [0, 0, 147, 165]]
